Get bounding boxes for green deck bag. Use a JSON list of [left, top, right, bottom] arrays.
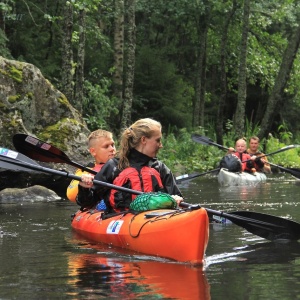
[[129, 192, 177, 211]]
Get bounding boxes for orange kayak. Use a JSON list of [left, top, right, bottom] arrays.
[[71, 207, 209, 265]]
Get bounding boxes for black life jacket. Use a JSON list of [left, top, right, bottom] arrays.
[[109, 165, 164, 211], [219, 154, 242, 172]]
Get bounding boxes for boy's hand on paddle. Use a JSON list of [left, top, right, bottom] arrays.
[[80, 174, 94, 188]]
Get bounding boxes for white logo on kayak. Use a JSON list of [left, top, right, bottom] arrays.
[[107, 220, 124, 234]]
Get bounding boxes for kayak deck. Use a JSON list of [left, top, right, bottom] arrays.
[[71, 207, 209, 265], [218, 168, 267, 186]]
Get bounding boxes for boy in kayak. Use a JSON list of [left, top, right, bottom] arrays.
[[247, 136, 271, 174], [77, 118, 183, 212], [227, 138, 257, 173], [66, 129, 116, 202]]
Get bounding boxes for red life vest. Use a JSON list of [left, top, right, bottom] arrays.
[[232, 152, 253, 172], [109, 166, 164, 211]]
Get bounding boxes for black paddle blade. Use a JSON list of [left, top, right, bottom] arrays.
[[204, 206, 300, 242], [286, 168, 300, 178], [191, 134, 214, 145], [13, 134, 96, 174], [13, 134, 71, 164], [278, 167, 300, 179], [229, 211, 300, 241], [280, 167, 300, 179], [0, 147, 38, 172], [191, 134, 229, 151], [268, 162, 300, 179]]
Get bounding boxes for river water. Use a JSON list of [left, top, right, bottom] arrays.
[[1, 173, 300, 299]]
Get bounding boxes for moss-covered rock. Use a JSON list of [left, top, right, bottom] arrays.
[[0, 56, 92, 193]]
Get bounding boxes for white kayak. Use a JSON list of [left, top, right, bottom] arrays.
[[218, 168, 267, 186]]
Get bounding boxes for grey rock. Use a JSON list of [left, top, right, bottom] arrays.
[[0, 185, 61, 203]]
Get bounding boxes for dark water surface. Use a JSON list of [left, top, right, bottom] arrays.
[[1, 174, 300, 299]]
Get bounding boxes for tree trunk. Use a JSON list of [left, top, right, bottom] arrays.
[[74, 8, 86, 113], [113, 0, 124, 103], [193, 36, 207, 127], [120, 0, 136, 131], [233, 0, 250, 138], [216, 0, 237, 145], [61, 1, 74, 104], [193, 4, 211, 128], [258, 24, 300, 140]]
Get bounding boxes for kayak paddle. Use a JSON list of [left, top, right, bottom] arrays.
[[12, 133, 97, 175], [268, 162, 300, 179], [0, 147, 38, 172], [1, 149, 300, 241]]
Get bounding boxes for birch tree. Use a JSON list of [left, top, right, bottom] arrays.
[[61, 1, 74, 104], [74, 7, 86, 113], [216, 0, 237, 145], [120, 0, 136, 130], [233, 0, 250, 138], [113, 0, 124, 103]]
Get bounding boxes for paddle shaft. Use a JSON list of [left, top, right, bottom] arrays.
[[0, 155, 141, 195], [176, 168, 220, 182]]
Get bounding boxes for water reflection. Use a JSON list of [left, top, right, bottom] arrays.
[[206, 240, 300, 267], [219, 182, 272, 202], [236, 241, 300, 264], [67, 237, 211, 299]]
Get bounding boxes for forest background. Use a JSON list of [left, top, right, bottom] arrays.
[[1, 0, 300, 175]]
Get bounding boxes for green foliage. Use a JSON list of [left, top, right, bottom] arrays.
[[82, 69, 119, 131], [278, 121, 293, 144], [134, 46, 194, 129], [265, 136, 300, 167], [0, 29, 12, 58], [159, 128, 223, 175], [244, 119, 260, 139]]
